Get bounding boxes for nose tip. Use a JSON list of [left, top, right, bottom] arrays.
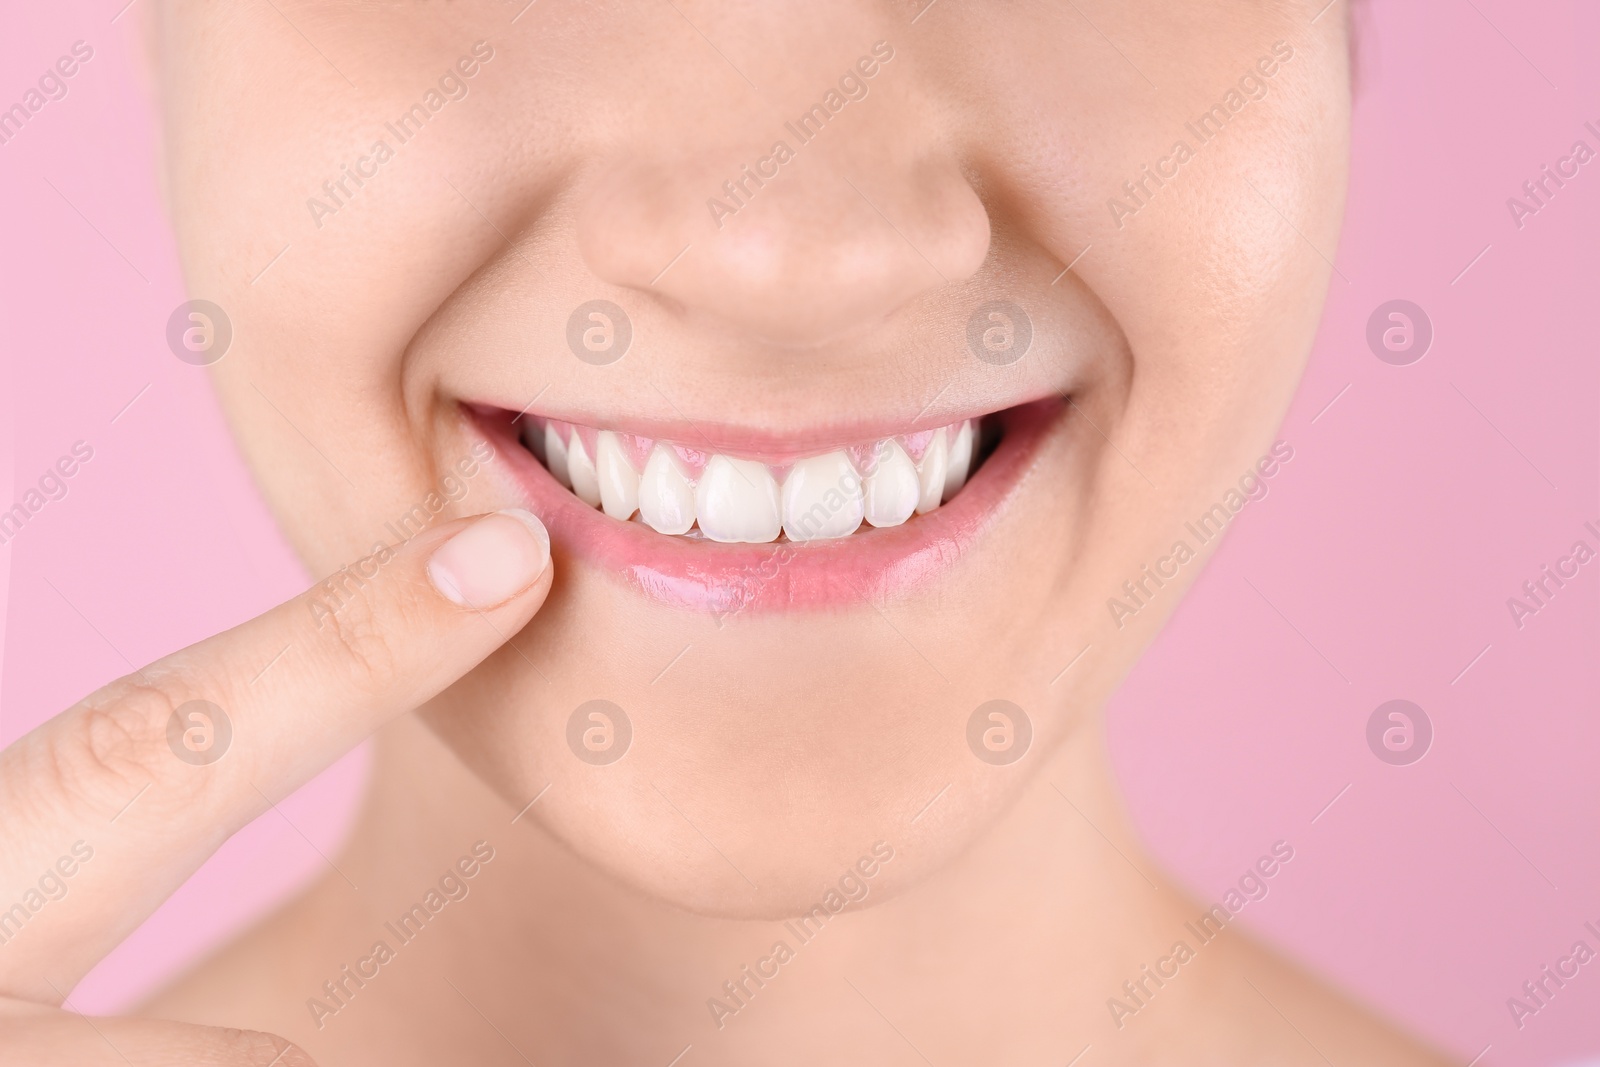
[[577, 149, 991, 345]]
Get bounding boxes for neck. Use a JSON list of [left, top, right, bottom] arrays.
[[149, 711, 1431, 1063]]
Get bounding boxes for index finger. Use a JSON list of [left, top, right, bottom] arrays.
[[0, 508, 551, 1003]]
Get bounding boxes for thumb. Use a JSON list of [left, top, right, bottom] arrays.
[[0, 508, 551, 999]]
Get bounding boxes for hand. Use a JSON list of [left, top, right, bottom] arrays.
[[0, 509, 553, 1064]]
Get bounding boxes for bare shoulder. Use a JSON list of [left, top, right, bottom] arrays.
[[1106, 924, 1456, 1066]]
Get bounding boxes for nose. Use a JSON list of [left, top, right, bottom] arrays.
[[576, 133, 991, 345]]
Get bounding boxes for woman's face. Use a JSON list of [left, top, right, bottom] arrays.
[[154, 0, 1347, 916]]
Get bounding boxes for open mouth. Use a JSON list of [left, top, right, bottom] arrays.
[[517, 416, 992, 543], [468, 399, 1061, 612]]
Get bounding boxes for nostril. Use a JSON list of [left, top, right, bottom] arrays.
[[576, 148, 991, 345]]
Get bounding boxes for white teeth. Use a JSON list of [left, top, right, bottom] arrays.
[[944, 420, 973, 501], [862, 439, 919, 528], [596, 431, 640, 520], [567, 433, 602, 507], [525, 417, 981, 539], [782, 451, 864, 541], [696, 455, 781, 543], [544, 424, 571, 489], [639, 445, 695, 535], [915, 428, 947, 515]]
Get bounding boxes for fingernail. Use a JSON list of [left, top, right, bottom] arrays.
[[428, 509, 550, 608]]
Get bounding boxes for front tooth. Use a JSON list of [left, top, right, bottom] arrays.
[[639, 445, 695, 534], [596, 431, 640, 520], [782, 451, 863, 541], [544, 424, 571, 488], [567, 432, 602, 507], [696, 455, 781, 543], [862, 439, 919, 528], [915, 428, 948, 515], [944, 420, 973, 500]]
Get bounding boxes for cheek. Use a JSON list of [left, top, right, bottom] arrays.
[[1008, 51, 1345, 486]]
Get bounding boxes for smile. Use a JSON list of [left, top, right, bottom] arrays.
[[470, 399, 1063, 613], [520, 416, 980, 543]]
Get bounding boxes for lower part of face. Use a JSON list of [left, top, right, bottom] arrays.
[[157, 0, 1348, 916]]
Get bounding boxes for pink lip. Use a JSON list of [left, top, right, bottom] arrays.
[[468, 400, 1062, 614]]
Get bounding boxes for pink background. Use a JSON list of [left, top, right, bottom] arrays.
[[2, 1, 1596, 1062]]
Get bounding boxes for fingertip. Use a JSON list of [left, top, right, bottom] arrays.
[[426, 509, 552, 609], [499, 507, 551, 571]]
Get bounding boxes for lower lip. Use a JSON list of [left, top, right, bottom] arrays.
[[470, 400, 1062, 614]]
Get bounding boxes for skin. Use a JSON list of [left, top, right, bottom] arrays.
[[0, 0, 1456, 1063]]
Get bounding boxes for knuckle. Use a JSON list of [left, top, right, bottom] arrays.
[[44, 679, 213, 816], [315, 588, 396, 687], [303, 565, 437, 693]]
